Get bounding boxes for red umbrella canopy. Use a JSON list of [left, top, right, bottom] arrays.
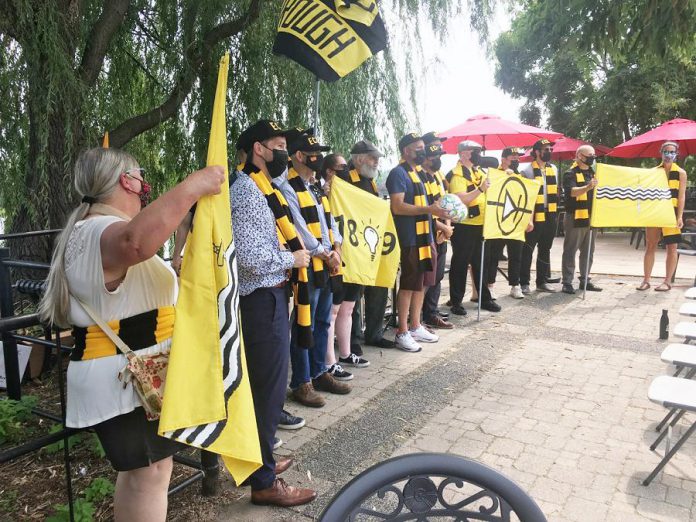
[[439, 114, 563, 154], [519, 137, 611, 162], [608, 118, 696, 158]]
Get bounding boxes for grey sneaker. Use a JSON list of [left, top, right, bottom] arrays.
[[395, 331, 422, 353], [521, 284, 532, 295]]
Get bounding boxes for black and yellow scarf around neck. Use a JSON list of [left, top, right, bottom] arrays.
[[402, 162, 433, 271], [568, 162, 592, 228], [531, 161, 558, 222], [287, 168, 340, 289], [246, 165, 313, 348], [659, 162, 682, 211]]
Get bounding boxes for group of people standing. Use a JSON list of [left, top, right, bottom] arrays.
[[39, 114, 688, 519]]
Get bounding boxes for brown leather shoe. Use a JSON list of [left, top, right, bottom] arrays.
[[291, 382, 326, 408], [275, 457, 293, 475], [313, 372, 351, 395], [251, 478, 317, 507], [424, 316, 454, 330]]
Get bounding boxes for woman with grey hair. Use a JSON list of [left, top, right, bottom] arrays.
[[638, 141, 687, 292], [39, 147, 223, 521]]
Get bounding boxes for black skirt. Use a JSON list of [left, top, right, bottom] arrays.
[[93, 407, 185, 471]]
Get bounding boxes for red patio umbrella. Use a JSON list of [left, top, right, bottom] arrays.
[[519, 136, 612, 162], [439, 114, 563, 154], [608, 118, 696, 158]]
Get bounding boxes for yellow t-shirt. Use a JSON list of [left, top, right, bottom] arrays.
[[448, 163, 485, 226]]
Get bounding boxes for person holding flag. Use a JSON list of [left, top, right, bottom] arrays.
[[639, 141, 687, 292], [342, 140, 397, 352], [520, 139, 560, 294], [561, 145, 602, 294], [230, 120, 317, 507], [275, 131, 352, 407], [493, 147, 529, 299], [387, 133, 450, 352], [446, 140, 501, 315], [421, 132, 454, 329]]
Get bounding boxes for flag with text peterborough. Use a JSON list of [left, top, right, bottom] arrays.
[[273, 0, 387, 82]]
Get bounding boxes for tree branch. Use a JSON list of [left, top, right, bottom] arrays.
[[79, 0, 131, 86], [108, 0, 263, 149], [0, 1, 21, 41]]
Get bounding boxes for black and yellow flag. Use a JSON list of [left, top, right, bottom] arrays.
[[273, 0, 387, 82]]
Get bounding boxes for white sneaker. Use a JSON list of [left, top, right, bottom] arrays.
[[510, 285, 524, 299], [521, 284, 532, 295], [395, 331, 422, 352], [409, 325, 439, 343]]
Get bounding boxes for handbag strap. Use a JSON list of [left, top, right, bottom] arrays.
[[71, 294, 134, 357]]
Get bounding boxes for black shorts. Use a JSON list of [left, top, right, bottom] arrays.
[[93, 408, 185, 471], [332, 282, 361, 304]]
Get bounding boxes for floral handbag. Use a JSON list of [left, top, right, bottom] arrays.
[[74, 297, 168, 420]]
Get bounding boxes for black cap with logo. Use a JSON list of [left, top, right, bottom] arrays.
[[425, 143, 445, 157], [532, 139, 554, 151], [501, 147, 522, 157], [398, 132, 423, 153], [240, 120, 291, 153], [421, 131, 448, 146], [288, 131, 331, 155]]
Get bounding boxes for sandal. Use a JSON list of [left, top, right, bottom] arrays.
[[637, 281, 650, 291], [655, 282, 672, 292]]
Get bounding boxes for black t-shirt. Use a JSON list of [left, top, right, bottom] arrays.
[[563, 166, 594, 213]]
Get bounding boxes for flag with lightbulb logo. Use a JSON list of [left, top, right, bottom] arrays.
[[329, 176, 400, 287]]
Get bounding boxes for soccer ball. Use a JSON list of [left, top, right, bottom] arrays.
[[439, 194, 468, 223]]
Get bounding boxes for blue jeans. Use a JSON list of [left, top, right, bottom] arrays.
[[289, 274, 333, 389]]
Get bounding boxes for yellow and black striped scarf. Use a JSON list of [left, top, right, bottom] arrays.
[[532, 161, 558, 222], [403, 162, 433, 271], [568, 162, 592, 228], [287, 168, 338, 288], [448, 163, 485, 220], [247, 168, 313, 348], [660, 162, 682, 211]]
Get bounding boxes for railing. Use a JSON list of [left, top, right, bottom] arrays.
[[0, 231, 219, 521]]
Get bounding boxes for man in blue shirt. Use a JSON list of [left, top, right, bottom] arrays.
[[386, 133, 449, 353]]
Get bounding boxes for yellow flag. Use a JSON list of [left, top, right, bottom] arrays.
[[483, 168, 540, 241], [329, 176, 400, 287], [159, 54, 261, 484], [590, 164, 677, 228], [102, 132, 109, 148]]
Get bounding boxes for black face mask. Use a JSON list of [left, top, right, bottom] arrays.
[[413, 149, 426, 165], [540, 150, 552, 162], [510, 160, 520, 172], [430, 157, 442, 171], [470, 150, 482, 166], [263, 146, 289, 178], [304, 153, 324, 173]]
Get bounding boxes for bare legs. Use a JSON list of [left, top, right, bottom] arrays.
[[114, 457, 173, 522]]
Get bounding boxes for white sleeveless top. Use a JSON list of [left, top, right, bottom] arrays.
[[64, 215, 177, 428]]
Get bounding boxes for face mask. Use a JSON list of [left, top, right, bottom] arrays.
[[360, 164, 378, 179], [413, 149, 426, 165], [470, 150, 481, 166], [662, 151, 677, 162], [124, 172, 152, 208], [510, 160, 520, 171], [540, 150, 552, 162], [304, 153, 324, 172], [583, 155, 596, 167], [430, 157, 442, 171], [262, 145, 289, 178], [333, 166, 349, 179]]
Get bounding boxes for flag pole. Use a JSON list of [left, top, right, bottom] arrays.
[[478, 239, 486, 321], [312, 77, 321, 132], [582, 228, 592, 300]]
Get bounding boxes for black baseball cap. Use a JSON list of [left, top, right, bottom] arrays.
[[240, 120, 291, 153], [285, 127, 314, 149], [532, 139, 554, 151], [398, 132, 423, 153], [421, 131, 448, 146], [288, 131, 331, 155], [502, 147, 522, 157], [426, 143, 445, 157], [235, 126, 253, 152], [350, 139, 383, 157]]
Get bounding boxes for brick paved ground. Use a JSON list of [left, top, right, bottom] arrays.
[[211, 237, 696, 522]]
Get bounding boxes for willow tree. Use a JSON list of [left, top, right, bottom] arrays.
[[493, 0, 696, 148], [0, 0, 486, 260]]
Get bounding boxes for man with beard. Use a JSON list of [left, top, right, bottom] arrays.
[[387, 133, 449, 352], [341, 140, 397, 353]]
